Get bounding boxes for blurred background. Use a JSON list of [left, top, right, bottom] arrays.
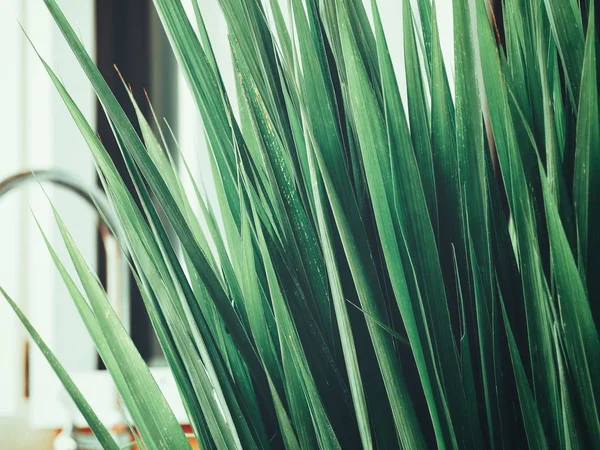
[[0, 0, 451, 448]]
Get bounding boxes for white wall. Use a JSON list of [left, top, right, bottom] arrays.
[[0, 0, 96, 445]]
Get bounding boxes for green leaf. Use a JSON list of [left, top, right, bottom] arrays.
[[50, 208, 192, 450], [309, 138, 372, 449], [0, 287, 120, 450], [402, 0, 438, 233], [540, 162, 600, 446], [500, 293, 550, 450], [543, 0, 585, 105], [573, 5, 600, 297], [338, 4, 428, 447]]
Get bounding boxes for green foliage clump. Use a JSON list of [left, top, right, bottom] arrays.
[[4, 0, 599, 448]]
